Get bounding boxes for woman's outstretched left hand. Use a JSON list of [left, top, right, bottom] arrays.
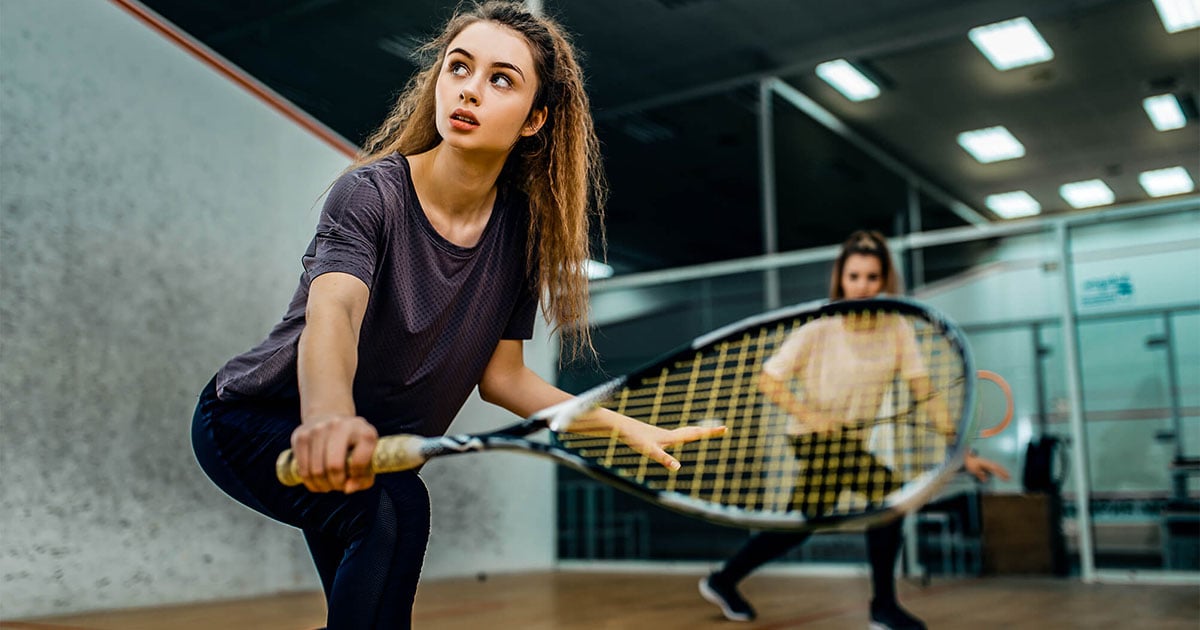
[[619, 421, 727, 471], [964, 452, 1011, 483]]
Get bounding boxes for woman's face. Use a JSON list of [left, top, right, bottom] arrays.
[[435, 21, 546, 155], [840, 253, 885, 299]]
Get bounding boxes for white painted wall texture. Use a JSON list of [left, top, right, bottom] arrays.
[[1, 0, 556, 618]]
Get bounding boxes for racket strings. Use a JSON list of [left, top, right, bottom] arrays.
[[559, 308, 966, 519]]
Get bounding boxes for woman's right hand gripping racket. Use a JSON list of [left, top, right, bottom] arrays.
[[278, 297, 982, 532]]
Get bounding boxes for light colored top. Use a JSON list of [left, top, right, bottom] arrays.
[[762, 313, 927, 432]]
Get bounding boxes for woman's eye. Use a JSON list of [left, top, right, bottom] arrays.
[[449, 62, 468, 76], [491, 73, 513, 88]]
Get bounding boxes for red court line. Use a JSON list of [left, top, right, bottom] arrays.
[[107, 0, 358, 159]]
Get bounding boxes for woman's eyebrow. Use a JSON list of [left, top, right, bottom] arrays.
[[492, 61, 525, 80], [447, 47, 525, 80]]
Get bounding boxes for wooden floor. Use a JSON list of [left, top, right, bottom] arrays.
[[5, 571, 1197, 629]]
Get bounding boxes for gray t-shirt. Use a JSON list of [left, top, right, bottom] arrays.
[[216, 153, 539, 437]]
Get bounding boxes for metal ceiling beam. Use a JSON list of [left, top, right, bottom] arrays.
[[767, 78, 991, 227]]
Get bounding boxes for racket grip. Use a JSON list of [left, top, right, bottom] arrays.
[[276, 435, 430, 487]]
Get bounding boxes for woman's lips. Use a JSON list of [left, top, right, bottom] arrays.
[[450, 109, 479, 130]]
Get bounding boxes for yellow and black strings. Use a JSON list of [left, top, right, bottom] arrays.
[[558, 308, 966, 516], [560, 314, 802, 511], [875, 317, 964, 488], [561, 324, 752, 505], [556, 312, 793, 510]]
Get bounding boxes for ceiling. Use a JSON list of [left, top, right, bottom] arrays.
[[140, 0, 1199, 275]]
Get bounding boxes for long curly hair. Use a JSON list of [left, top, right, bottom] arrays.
[[351, 1, 605, 361], [829, 230, 902, 300]]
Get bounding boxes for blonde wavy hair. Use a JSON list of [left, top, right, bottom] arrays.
[[351, 1, 605, 361]]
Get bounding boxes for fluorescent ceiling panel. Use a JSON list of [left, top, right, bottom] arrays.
[[1139, 167, 1195, 197], [815, 59, 881, 102], [985, 191, 1042, 219], [968, 17, 1055, 70], [586, 259, 614, 280], [1152, 0, 1200, 33], [957, 126, 1026, 163], [1060, 179, 1115, 208], [1142, 94, 1188, 131]]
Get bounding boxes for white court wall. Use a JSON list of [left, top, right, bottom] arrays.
[[0, 0, 554, 618]]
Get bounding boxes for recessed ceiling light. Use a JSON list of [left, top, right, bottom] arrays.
[[986, 191, 1042, 219], [1142, 94, 1188, 131], [1139, 167, 1195, 197], [1152, 0, 1200, 33], [968, 17, 1055, 70], [815, 59, 881, 102], [586, 259, 614, 280], [1060, 179, 1115, 208], [957, 126, 1026, 163]]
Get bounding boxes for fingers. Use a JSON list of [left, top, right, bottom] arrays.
[[344, 469, 376, 494], [966, 457, 1012, 483], [344, 429, 378, 494], [647, 446, 682, 471], [667, 425, 727, 444], [291, 426, 330, 493], [323, 428, 351, 491], [644, 425, 727, 471], [643, 425, 729, 470], [967, 462, 991, 483], [292, 416, 375, 493], [989, 462, 1012, 482]]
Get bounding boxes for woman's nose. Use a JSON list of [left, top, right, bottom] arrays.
[[460, 78, 483, 105]]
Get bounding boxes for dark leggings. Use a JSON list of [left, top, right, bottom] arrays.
[[716, 519, 904, 605], [716, 430, 905, 605], [191, 378, 430, 629]]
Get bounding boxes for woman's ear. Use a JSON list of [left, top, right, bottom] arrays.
[[522, 106, 548, 137]]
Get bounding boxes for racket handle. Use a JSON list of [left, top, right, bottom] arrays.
[[276, 435, 430, 486]]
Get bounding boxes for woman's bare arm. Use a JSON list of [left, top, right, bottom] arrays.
[[292, 272, 378, 494], [478, 339, 726, 470]]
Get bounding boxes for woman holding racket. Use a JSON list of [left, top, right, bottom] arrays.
[[190, 3, 722, 628], [700, 230, 1009, 629]]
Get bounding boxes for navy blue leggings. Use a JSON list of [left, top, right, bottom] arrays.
[[191, 378, 430, 629]]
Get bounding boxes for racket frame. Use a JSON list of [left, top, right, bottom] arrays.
[[281, 296, 978, 532]]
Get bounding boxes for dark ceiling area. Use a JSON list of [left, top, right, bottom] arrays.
[[140, 0, 1199, 274]]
